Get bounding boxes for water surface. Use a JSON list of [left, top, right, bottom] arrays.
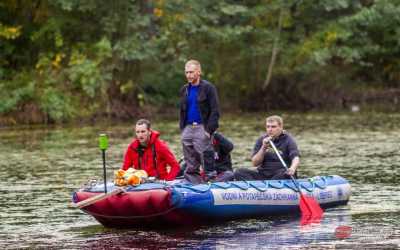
[[0, 112, 399, 249]]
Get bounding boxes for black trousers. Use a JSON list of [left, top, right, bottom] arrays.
[[234, 168, 296, 181]]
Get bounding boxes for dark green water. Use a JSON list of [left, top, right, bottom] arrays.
[[0, 112, 399, 249]]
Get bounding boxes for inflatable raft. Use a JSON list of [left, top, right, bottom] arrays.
[[72, 175, 351, 228]]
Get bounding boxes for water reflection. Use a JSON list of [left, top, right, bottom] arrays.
[[191, 209, 351, 249], [63, 208, 399, 249]]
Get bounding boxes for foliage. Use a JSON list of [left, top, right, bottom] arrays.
[[1, 0, 400, 124]]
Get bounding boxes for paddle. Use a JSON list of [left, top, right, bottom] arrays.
[[99, 134, 108, 193], [268, 140, 323, 222], [71, 187, 124, 209], [71, 134, 123, 209]]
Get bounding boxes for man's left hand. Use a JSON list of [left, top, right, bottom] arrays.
[[286, 167, 296, 176]]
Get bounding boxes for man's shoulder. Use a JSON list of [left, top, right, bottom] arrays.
[[200, 79, 212, 85], [200, 79, 216, 88], [154, 139, 171, 150], [280, 131, 297, 144], [180, 84, 189, 92], [281, 131, 294, 139], [128, 139, 139, 150]]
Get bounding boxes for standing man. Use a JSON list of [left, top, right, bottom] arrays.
[[234, 115, 300, 180], [177, 132, 235, 182], [179, 59, 220, 184], [122, 119, 180, 181]]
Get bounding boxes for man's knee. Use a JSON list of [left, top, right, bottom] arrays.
[[270, 169, 289, 180], [216, 171, 234, 182], [233, 168, 249, 180], [184, 171, 203, 184]]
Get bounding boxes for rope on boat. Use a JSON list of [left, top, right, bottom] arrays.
[[82, 176, 330, 195], [173, 176, 329, 193], [230, 181, 250, 190], [313, 177, 328, 189], [249, 181, 268, 192]]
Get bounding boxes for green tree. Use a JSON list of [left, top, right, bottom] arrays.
[[1, 0, 400, 125]]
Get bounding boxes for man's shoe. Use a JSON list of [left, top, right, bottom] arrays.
[[203, 170, 217, 182]]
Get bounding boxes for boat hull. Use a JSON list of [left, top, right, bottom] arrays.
[[72, 175, 351, 228]]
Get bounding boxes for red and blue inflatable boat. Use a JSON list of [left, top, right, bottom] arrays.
[[72, 175, 351, 228]]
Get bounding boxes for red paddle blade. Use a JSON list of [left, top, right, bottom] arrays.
[[299, 194, 323, 225]]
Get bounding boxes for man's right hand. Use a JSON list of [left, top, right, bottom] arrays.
[[262, 137, 272, 150]]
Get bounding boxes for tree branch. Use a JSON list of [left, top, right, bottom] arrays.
[[263, 7, 283, 90]]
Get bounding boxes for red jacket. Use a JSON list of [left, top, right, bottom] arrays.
[[122, 130, 180, 181]]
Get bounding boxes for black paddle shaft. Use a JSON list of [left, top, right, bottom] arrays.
[[102, 149, 107, 193]]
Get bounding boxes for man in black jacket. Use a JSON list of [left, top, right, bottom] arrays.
[[234, 115, 300, 180], [212, 132, 234, 182], [179, 59, 220, 184]]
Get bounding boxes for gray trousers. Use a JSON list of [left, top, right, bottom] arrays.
[[181, 124, 214, 184]]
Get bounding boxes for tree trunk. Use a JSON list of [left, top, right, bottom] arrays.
[[262, 7, 283, 90]]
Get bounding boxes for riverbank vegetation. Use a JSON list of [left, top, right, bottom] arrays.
[[1, 0, 399, 125]]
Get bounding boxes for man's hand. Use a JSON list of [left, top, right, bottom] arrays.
[[205, 132, 211, 138], [286, 166, 296, 176], [262, 136, 272, 150], [286, 157, 299, 176]]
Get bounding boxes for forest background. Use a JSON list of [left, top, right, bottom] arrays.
[[1, 0, 399, 125]]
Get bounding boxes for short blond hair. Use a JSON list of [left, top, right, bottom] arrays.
[[185, 59, 202, 72], [266, 115, 283, 127]]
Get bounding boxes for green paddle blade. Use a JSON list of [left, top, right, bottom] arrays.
[[99, 134, 108, 150]]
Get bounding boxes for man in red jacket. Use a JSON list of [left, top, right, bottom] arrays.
[[122, 119, 180, 181]]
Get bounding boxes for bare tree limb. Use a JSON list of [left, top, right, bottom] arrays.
[[263, 7, 283, 90]]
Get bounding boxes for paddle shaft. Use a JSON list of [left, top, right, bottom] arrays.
[[269, 140, 323, 220], [99, 134, 108, 193], [268, 140, 302, 193], [72, 188, 124, 209], [102, 149, 107, 193]]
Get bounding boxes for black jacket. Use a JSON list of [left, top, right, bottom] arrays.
[[213, 132, 234, 173], [252, 132, 299, 174], [179, 79, 220, 134]]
